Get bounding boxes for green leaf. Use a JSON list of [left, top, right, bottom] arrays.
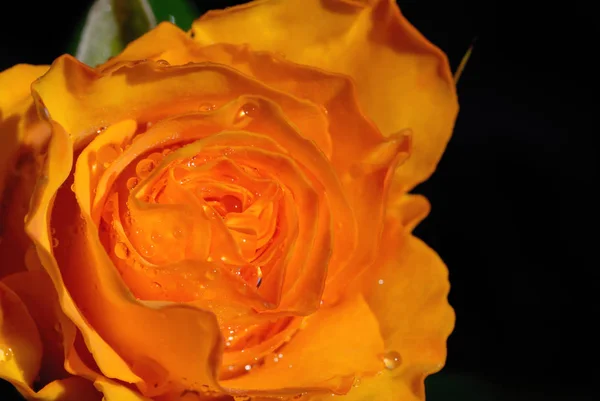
[[75, 0, 156, 66], [147, 0, 198, 31], [72, 0, 198, 67]]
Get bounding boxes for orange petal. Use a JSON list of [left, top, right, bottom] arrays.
[[32, 377, 101, 401], [311, 369, 422, 401], [358, 214, 454, 400], [0, 64, 50, 278], [25, 118, 224, 397], [33, 55, 329, 155], [0, 270, 116, 401], [24, 120, 143, 386], [94, 378, 152, 401], [192, 0, 458, 190], [1, 270, 70, 388], [220, 294, 384, 396], [0, 63, 49, 194], [0, 281, 43, 391]]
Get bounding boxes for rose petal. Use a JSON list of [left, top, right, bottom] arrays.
[[98, 22, 411, 305], [311, 369, 422, 401], [24, 120, 143, 384], [33, 377, 101, 401], [25, 120, 223, 397], [191, 0, 458, 190], [1, 270, 70, 387], [357, 212, 454, 400], [0, 278, 101, 401], [0, 64, 50, 278], [0, 64, 48, 194], [33, 55, 329, 156], [94, 378, 152, 401], [220, 294, 384, 396], [0, 281, 43, 390]]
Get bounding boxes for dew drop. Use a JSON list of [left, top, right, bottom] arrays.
[[136, 158, 156, 178], [381, 350, 402, 370], [141, 244, 156, 258], [114, 242, 129, 260], [199, 103, 215, 112], [162, 148, 172, 157], [172, 226, 184, 239], [150, 231, 163, 243], [70, 183, 76, 192], [0, 345, 14, 362], [378, 279, 384, 285], [244, 364, 252, 371], [52, 238, 59, 248], [126, 177, 139, 191], [234, 103, 258, 124]]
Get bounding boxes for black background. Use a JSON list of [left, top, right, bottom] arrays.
[[1, 1, 597, 400]]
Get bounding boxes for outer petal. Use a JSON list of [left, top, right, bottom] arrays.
[[23, 120, 144, 385], [220, 294, 384, 396], [0, 281, 43, 392], [33, 55, 329, 153], [0, 270, 102, 401], [191, 0, 458, 190], [32, 377, 101, 401], [351, 207, 454, 400], [0, 64, 50, 279], [2, 271, 69, 387], [0, 63, 49, 198], [24, 117, 224, 398], [94, 378, 152, 401]]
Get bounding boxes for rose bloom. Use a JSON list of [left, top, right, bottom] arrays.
[[0, 1, 457, 400]]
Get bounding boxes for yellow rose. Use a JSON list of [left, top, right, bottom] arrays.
[[0, 1, 457, 400]]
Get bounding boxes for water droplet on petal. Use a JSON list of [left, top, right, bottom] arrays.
[[150, 231, 163, 243], [136, 158, 156, 178], [244, 364, 252, 371], [0, 345, 14, 362], [378, 279, 384, 285], [114, 242, 129, 259], [199, 103, 215, 112], [172, 226, 184, 239], [126, 177, 139, 191], [52, 238, 59, 248], [70, 183, 76, 192], [381, 350, 402, 370], [234, 102, 258, 124]]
